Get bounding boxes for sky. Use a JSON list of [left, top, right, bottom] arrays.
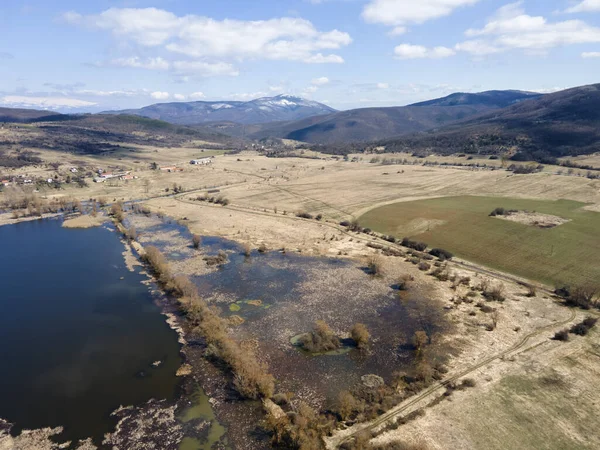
[[1, 0, 600, 112]]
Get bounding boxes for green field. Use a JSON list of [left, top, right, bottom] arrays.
[[359, 196, 600, 286]]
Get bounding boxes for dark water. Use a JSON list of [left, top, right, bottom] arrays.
[[0, 218, 182, 445]]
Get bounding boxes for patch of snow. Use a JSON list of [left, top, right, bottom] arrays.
[[211, 103, 234, 110]]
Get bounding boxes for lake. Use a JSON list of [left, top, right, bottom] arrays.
[[0, 218, 182, 445]]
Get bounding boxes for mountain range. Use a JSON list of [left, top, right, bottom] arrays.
[[103, 95, 336, 125], [3, 84, 600, 161], [372, 84, 600, 162]]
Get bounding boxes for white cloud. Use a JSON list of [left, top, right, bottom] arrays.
[[377, 83, 389, 89], [304, 86, 318, 94], [459, 2, 600, 53], [394, 44, 456, 59], [65, 7, 351, 72], [173, 94, 186, 101], [107, 57, 170, 70], [389, 26, 407, 36], [311, 76, 330, 86], [171, 60, 239, 76], [189, 92, 205, 99], [0, 95, 97, 109], [303, 53, 345, 63], [582, 51, 600, 57], [151, 91, 170, 100], [363, 0, 479, 26], [566, 0, 600, 13], [454, 40, 501, 55]]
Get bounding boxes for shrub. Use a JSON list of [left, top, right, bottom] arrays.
[[142, 246, 172, 283], [337, 391, 363, 421], [316, 214, 323, 221], [418, 262, 431, 271], [401, 238, 427, 252], [125, 226, 138, 241], [242, 242, 252, 257], [383, 235, 397, 243], [299, 320, 340, 353], [395, 274, 413, 291], [366, 255, 384, 276], [483, 283, 506, 302], [569, 317, 598, 336], [412, 330, 428, 355], [489, 207, 506, 217], [429, 248, 453, 261], [110, 202, 125, 222], [192, 234, 201, 249], [525, 284, 537, 297], [562, 284, 599, 309], [552, 329, 569, 341], [204, 250, 228, 266], [350, 323, 370, 349], [296, 211, 313, 219]]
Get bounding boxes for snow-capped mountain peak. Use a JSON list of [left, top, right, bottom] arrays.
[[105, 95, 336, 125]]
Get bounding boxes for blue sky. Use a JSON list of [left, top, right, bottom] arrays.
[[2, 0, 600, 112]]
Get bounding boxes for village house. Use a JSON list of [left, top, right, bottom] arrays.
[[190, 158, 212, 165]]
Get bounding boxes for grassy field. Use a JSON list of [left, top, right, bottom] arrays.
[[359, 196, 600, 286]]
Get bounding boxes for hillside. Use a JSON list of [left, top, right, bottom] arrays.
[[375, 84, 600, 161], [249, 90, 541, 144], [0, 107, 60, 123], [104, 95, 336, 125], [1, 113, 239, 155]]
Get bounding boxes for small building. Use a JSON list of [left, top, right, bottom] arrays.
[[70, 167, 78, 173], [1, 180, 11, 186], [47, 178, 53, 183], [190, 158, 212, 165], [120, 175, 135, 180]]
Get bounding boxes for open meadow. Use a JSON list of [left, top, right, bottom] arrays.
[[359, 196, 600, 287]]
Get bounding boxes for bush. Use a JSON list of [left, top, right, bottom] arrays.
[[552, 329, 569, 341], [299, 320, 340, 353], [401, 238, 427, 252], [429, 248, 453, 261], [383, 235, 396, 243], [351, 323, 370, 349], [489, 207, 506, 217], [562, 284, 599, 309], [192, 234, 201, 249], [110, 202, 125, 222], [366, 255, 384, 276], [296, 211, 314, 219], [569, 317, 598, 336], [483, 283, 506, 302], [418, 262, 431, 271], [125, 226, 137, 241], [204, 250, 228, 266]]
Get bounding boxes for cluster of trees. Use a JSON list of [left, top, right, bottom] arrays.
[[2, 186, 84, 218], [299, 321, 371, 353], [195, 194, 230, 206], [141, 245, 275, 399], [0, 149, 43, 168], [296, 211, 323, 221], [554, 317, 598, 341], [401, 238, 428, 252], [555, 284, 600, 310]]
